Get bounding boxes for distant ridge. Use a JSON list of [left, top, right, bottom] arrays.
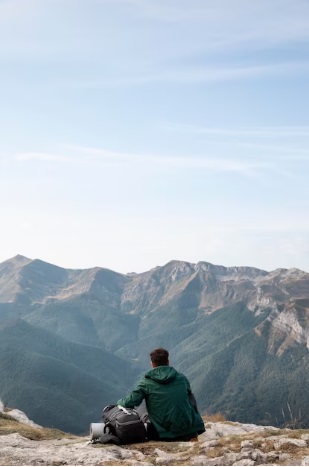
[[3, 254, 307, 276]]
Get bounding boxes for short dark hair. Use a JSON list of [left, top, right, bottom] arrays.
[[150, 348, 169, 366]]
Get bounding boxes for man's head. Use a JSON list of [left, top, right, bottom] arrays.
[[150, 348, 169, 367]]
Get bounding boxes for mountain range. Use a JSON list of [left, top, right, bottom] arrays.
[[0, 254, 308, 433]]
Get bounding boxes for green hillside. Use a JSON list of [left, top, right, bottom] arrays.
[[194, 331, 309, 428], [0, 320, 138, 433]]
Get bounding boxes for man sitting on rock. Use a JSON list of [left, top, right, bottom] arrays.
[[116, 347, 205, 441]]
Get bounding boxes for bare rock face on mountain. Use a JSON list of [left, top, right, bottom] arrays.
[[0, 255, 308, 432]]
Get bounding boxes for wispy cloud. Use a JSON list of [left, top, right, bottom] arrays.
[[71, 60, 309, 88], [65, 144, 272, 174], [163, 124, 309, 162], [164, 124, 309, 138], [1, 0, 309, 81], [118, 0, 309, 53], [15, 152, 70, 162], [15, 145, 271, 178]]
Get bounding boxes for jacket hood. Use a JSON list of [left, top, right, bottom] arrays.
[[145, 366, 178, 384]]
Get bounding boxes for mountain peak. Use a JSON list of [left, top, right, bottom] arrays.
[[8, 255, 32, 264]]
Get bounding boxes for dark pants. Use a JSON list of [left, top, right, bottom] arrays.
[[136, 405, 197, 442]]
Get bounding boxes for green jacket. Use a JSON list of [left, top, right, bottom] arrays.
[[117, 366, 205, 439]]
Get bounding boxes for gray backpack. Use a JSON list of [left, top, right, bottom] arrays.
[[101, 405, 147, 445]]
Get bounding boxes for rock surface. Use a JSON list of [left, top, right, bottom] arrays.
[[0, 400, 41, 429], [1, 420, 309, 466]]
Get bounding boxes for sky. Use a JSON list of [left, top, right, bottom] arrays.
[[0, 0, 309, 274]]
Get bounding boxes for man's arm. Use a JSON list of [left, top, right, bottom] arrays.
[[188, 389, 198, 411], [116, 385, 146, 408], [183, 375, 198, 411]]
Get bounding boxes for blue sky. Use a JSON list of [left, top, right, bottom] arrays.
[[0, 0, 309, 273]]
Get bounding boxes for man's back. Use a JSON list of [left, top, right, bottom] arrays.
[[117, 365, 205, 439]]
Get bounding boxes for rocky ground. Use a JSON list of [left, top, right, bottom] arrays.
[[1, 416, 309, 466], [1, 400, 309, 466]]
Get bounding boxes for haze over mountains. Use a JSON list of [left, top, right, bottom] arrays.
[[0, 255, 308, 433]]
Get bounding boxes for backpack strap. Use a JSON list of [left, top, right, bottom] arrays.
[[104, 422, 111, 434], [97, 433, 121, 445]]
